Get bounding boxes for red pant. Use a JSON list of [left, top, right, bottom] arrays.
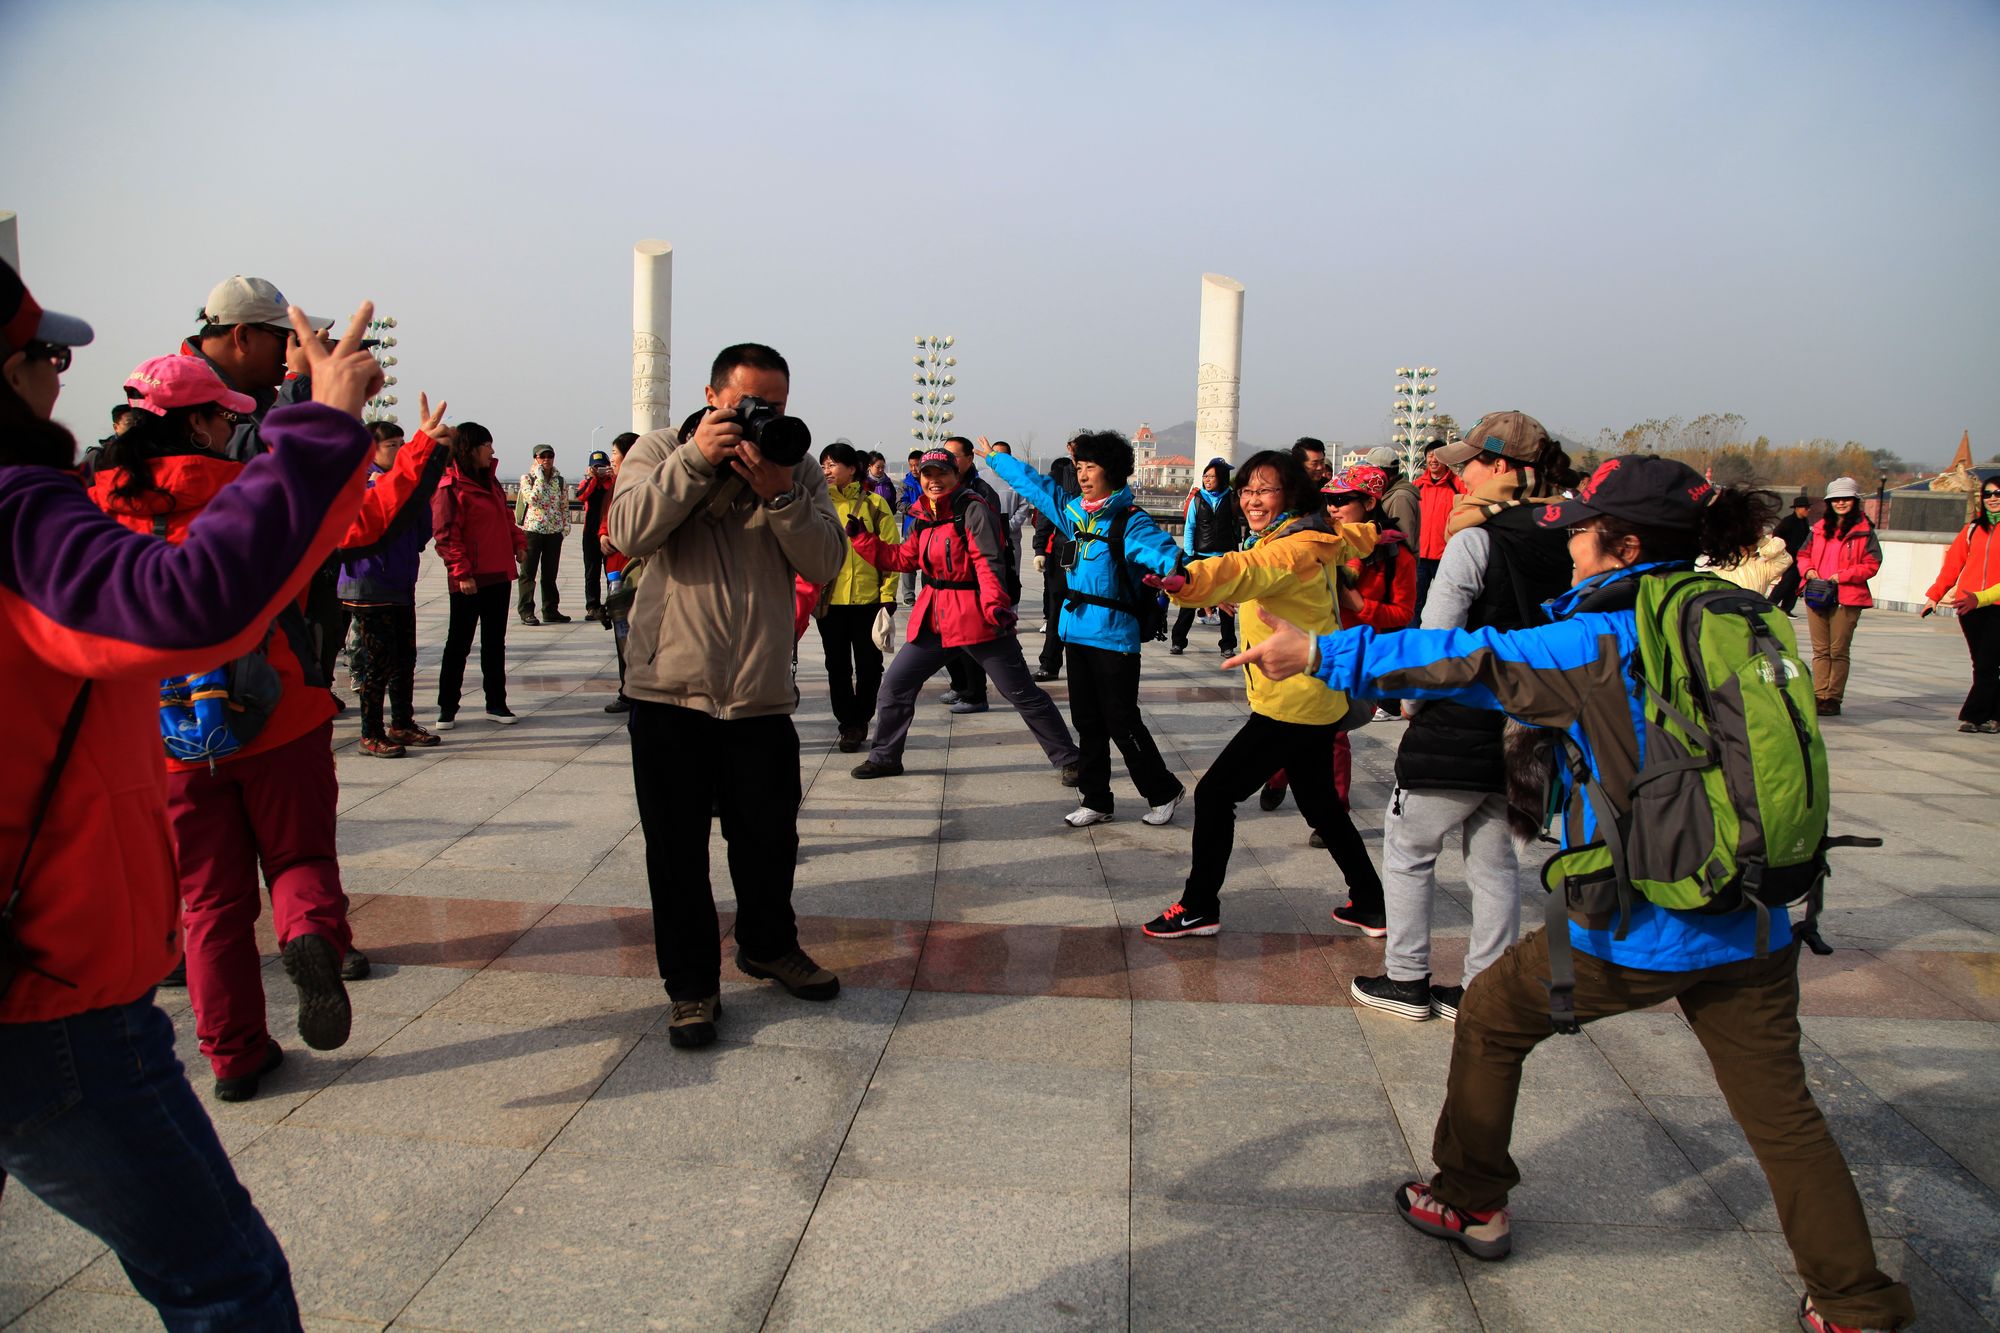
[[165, 722, 351, 1079], [1265, 733, 1353, 810]]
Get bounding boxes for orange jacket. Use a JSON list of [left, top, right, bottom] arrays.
[[1927, 521, 2000, 609]]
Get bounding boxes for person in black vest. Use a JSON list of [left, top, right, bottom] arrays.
[[1170, 458, 1244, 656], [1032, 447, 1083, 680], [1350, 412, 1581, 1023], [1770, 494, 1812, 614]]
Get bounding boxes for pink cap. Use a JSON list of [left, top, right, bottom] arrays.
[[1325, 464, 1389, 501], [124, 355, 257, 417]]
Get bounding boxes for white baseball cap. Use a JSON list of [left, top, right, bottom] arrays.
[[198, 276, 332, 332]]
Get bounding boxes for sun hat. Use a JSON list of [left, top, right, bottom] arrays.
[[123, 355, 257, 416], [1824, 476, 1861, 500]]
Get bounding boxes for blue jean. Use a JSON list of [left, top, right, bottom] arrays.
[[0, 995, 299, 1331]]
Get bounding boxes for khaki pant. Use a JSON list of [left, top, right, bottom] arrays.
[[1806, 603, 1863, 703], [1430, 931, 1914, 1330]]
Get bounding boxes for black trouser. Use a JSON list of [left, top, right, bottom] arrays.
[[437, 583, 510, 716], [347, 603, 416, 740], [1415, 557, 1440, 614], [1773, 562, 1803, 613], [1184, 712, 1382, 917], [947, 652, 987, 703], [581, 525, 605, 610], [628, 701, 802, 1000], [1039, 564, 1069, 674], [1068, 644, 1180, 813], [817, 604, 885, 730], [305, 562, 345, 685], [1960, 604, 2000, 724], [1171, 605, 1236, 653], [519, 531, 564, 617]]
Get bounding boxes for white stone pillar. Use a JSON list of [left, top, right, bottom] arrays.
[[0, 212, 19, 273], [1195, 273, 1244, 465], [632, 240, 673, 434]]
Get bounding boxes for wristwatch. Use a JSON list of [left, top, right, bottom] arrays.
[[764, 485, 803, 511]]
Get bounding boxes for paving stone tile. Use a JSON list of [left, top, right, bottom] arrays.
[[1797, 947, 1986, 1018], [1384, 1082, 1736, 1229], [285, 1015, 636, 1149], [487, 902, 658, 977], [342, 895, 552, 969], [1133, 999, 1369, 1081], [1122, 929, 1344, 1005], [1582, 1009, 1717, 1094], [751, 914, 925, 992], [1901, 1228, 2000, 1328], [1895, 1102, 2000, 1192], [357, 865, 585, 903], [766, 1178, 1127, 1332], [932, 880, 1121, 928], [4, 1289, 165, 1331], [1870, 949, 2000, 1021], [837, 1056, 1128, 1195], [160, 1002, 412, 1127], [427, 968, 670, 1033], [1746, 1233, 1992, 1333], [398, 1154, 817, 1331], [552, 1035, 873, 1172], [916, 921, 1130, 999], [0, 1186, 105, 1295], [1801, 1016, 2000, 1105], [1129, 1198, 1478, 1331], [328, 961, 473, 1018], [698, 978, 907, 1055], [883, 991, 1128, 1069], [1132, 1070, 1410, 1213], [1354, 1003, 1629, 1093], [1455, 1221, 1800, 1331]]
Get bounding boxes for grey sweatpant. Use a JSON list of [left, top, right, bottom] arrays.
[[1382, 787, 1521, 985], [869, 627, 1080, 769]]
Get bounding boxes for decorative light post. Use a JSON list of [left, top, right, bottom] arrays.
[[1391, 365, 1441, 478], [911, 335, 957, 447], [364, 316, 399, 424]]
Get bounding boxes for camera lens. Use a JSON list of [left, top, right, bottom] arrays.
[[757, 415, 812, 468]]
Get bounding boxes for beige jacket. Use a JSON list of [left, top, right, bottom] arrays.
[[607, 429, 847, 718]]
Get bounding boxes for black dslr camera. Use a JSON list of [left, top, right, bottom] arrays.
[[731, 396, 811, 467]]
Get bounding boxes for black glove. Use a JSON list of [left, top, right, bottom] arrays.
[[844, 513, 866, 537]]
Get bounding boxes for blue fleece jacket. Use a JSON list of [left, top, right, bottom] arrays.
[[988, 451, 1182, 653], [1310, 563, 1792, 972]]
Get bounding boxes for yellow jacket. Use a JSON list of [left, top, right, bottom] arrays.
[[1176, 516, 1378, 725], [826, 483, 899, 605]]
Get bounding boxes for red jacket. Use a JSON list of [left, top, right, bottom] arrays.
[[851, 489, 1009, 647], [87, 452, 334, 771], [1927, 521, 2000, 607], [338, 429, 442, 550], [1346, 538, 1417, 631], [1415, 470, 1464, 560], [1800, 514, 1883, 609], [431, 463, 525, 584], [1, 403, 370, 1023]]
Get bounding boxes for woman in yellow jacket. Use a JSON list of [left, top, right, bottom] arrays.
[[819, 441, 900, 751], [1138, 449, 1386, 938]]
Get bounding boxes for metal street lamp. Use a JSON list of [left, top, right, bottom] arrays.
[[1390, 365, 1443, 478], [910, 335, 959, 446]]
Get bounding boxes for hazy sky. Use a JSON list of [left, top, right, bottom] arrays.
[[4, 0, 1996, 474]]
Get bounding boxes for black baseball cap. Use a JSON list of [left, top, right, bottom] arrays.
[[1539, 456, 1714, 531]]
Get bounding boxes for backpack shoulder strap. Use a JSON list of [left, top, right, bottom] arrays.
[[3, 681, 92, 920]]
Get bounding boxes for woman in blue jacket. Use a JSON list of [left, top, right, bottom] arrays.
[[983, 432, 1187, 828], [1230, 456, 1911, 1333]]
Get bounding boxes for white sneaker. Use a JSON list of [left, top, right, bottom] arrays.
[[1373, 707, 1400, 723], [1063, 806, 1113, 828], [434, 716, 457, 731], [1142, 790, 1184, 826]]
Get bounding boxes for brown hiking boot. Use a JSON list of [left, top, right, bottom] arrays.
[[667, 994, 720, 1048], [359, 736, 406, 758], [736, 948, 840, 1001], [386, 723, 442, 747]]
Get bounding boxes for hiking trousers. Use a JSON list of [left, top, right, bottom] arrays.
[[347, 602, 417, 741], [1170, 605, 1237, 654], [869, 627, 1079, 769], [1806, 603, 1862, 703], [1382, 787, 1520, 985], [816, 604, 885, 731], [438, 583, 510, 717], [1430, 931, 1914, 1331], [165, 722, 352, 1081], [518, 530, 564, 618], [1957, 604, 2000, 724], [1066, 644, 1181, 814], [1184, 713, 1381, 917]]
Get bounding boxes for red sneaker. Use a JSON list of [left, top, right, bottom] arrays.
[[1394, 1181, 1511, 1260], [1797, 1295, 1894, 1333]]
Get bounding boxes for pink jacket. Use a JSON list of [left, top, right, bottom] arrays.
[[1800, 514, 1882, 609]]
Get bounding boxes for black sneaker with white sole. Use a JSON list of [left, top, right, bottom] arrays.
[[1330, 901, 1388, 937], [1142, 902, 1220, 939], [1351, 973, 1434, 1021], [1429, 983, 1465, 1021]]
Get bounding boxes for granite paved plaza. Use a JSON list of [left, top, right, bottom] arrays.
[[4, 555, 1998, 1331]]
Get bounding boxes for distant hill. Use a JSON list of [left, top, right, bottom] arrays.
[[1148, 420, 1263, 460]]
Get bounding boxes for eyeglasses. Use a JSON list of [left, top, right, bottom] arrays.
[[1239, 486, 1285, 499], [19, 340, 72, 373]]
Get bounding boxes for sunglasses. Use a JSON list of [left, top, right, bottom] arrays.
[[19, 340, 72, 373], [1983, 490, 2000, 499]]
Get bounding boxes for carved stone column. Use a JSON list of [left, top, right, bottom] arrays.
[[1196, 273, 1244, 465], [632, 240, 673, 434]]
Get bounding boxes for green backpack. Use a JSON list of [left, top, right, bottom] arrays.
[[1539, 569, 1878, 1032]]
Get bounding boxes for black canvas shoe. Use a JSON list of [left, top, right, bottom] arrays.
[[1258, 783, 1286, 811], [214, 1041, 284, 1103], [852, 758, 904, 779], [1142, 902, 1221, 939], [544, 611, 574, 624], [1351, 973, 1434, 1021], [1430, 983, 1465, 1021], [281, 934, 352, 1051]]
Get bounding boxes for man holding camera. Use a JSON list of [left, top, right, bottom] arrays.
[[607, 343, 848, 1050]]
